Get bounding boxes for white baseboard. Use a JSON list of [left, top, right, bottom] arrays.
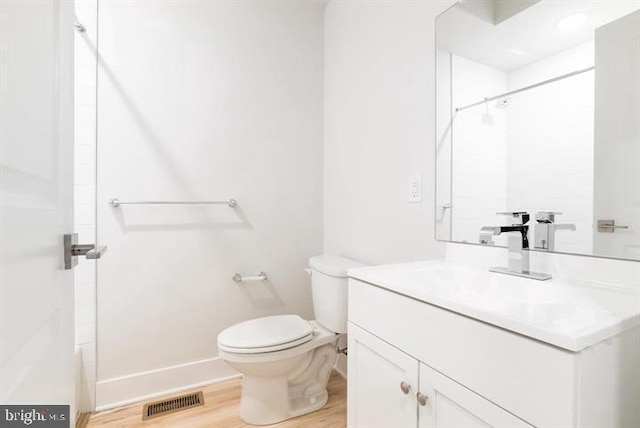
[[74, 347, 82, 422], [95, 357, 240, 411], [335, 354, 348, 379]]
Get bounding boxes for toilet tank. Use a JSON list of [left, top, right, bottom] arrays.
[[308, 255, 365, 334]]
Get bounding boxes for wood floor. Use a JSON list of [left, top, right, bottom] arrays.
[[85, 372, 346, 428]]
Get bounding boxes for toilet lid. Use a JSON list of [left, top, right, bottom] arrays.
[[218, 315, 314, 354]]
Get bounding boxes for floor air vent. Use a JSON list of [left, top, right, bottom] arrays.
[[142, 391, 205, 421]]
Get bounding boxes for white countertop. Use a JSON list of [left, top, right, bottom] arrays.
[[348, 260, 640, 352]]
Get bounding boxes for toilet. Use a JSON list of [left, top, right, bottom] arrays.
[[217, 255, 363, 425]]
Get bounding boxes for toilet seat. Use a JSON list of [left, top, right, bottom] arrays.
[[218, 315, 314, 354], [218, 320, 337, 365]]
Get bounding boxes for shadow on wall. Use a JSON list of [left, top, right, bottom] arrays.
[[88, 35, 196, 199], [84, 33, 253, 232], [109, 203, 253, 232]]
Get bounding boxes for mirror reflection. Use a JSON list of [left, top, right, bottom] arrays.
[[436, 0, 640, 261]]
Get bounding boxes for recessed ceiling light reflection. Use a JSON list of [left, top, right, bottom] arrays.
[[506, 48, 527, 57], [556, 12, 589, 31]]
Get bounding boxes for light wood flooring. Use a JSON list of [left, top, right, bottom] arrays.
[[85, 371, 346, 428]]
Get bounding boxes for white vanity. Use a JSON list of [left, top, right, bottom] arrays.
[[346, 261, 640, 427]]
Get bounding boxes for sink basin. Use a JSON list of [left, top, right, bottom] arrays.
[[348, 260, 640, 351]]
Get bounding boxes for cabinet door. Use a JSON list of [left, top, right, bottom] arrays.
[[418, 363, 533, 428], [348, 323, 419, 428]]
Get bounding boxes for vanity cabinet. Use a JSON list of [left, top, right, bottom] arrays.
[[347, 275, 640, 428], [348, 322, 532, 428], [347, 323, 418, 427]]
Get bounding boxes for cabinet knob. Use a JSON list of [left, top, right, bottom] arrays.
[[417, 392, 428, 406], [400, 381, 411, 394]]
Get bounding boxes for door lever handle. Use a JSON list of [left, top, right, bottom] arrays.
[[597, 220, 630, 233], [86, 246, 107, 259], [72, 244, 108, 259], [64, 234, 108, 269]]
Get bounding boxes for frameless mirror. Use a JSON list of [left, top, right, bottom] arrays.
[[435, 0, 640, 261]]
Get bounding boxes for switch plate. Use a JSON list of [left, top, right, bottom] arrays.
[[409, 175, 422, 203]]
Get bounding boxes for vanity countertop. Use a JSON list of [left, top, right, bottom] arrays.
[[348, 260, 640, 352]]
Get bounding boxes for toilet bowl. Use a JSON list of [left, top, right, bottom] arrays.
[[217, 255, 364, 425], [218, 316, 338, 425]]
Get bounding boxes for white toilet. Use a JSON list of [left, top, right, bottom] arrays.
[[217, 255, 363, 425]]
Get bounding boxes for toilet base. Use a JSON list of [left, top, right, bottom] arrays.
[[239, 377, 329, 426], [238, 343, 337, 425], [240, 376, 290, 425]]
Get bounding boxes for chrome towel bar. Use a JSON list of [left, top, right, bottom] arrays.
[[109, 198, 237, 208], [233, 272, 268, 282]]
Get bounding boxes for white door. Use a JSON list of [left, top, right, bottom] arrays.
[[417, 363, 533, 428], [347, 323, 419, 428], [0, 0, 75, 419], [593, 10, 640, 260]]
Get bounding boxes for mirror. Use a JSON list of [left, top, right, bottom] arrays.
[[435, 0, 640, 261]]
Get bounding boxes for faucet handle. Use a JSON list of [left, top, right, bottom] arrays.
[[496, 211, 530, 225], [480, 226, 501, 235], [535, 211, 563, 223]]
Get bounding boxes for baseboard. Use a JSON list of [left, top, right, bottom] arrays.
[[74, 348, 82, 419], [335, 354, 347, 379], [95, 357, 240, 411], [75, 413, 90, 428]]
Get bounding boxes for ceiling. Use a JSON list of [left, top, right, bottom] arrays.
[[437, 0, 640, 71]]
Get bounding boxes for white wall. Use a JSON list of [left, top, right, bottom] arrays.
[[324, 0, 451, 376], [324, 0, 451, 265], [74, 0, 98, 413], [95, 1, 325, 409]]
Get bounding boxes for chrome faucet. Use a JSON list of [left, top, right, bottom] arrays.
[[533, 212, 576, 251], [481, 212, 552, 281]]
